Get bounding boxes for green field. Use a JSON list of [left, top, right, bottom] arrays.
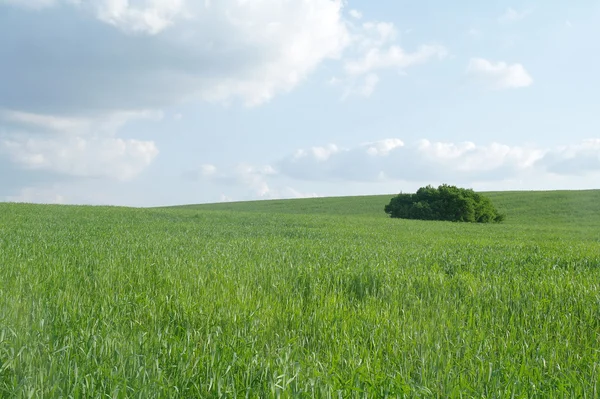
[[1, 190, 599, 397]]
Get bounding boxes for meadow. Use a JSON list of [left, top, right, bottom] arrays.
[[1, 190, 599, 398]]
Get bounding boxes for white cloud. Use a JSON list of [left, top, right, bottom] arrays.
[[364, 138, 404, 156], [231, 163, 276, 197], [1, 1, 447, 111], [1, 0, 351, 112], [332, 18, 446, 98], [293, 144, 339, 162], [344, 44, 447, 76], [197, 0, 350, 106], [1, 135, 158, 181], [536, 139, 600, 175], [466, 58, 533, 89], [0, 109, 163, 135], [184, 162, 318, 200], [5, 186, 66, 204], [357, 21, 397, 48], [415, 140, 543, 172], [349, 9, 362, 20], [184, 162, 276, 198], [0, 109, 160, 182], [181, 138, 600, 203], [277, 138, 552, 183], [498, 7, 531, 24], [93, 0, 189, 35], [331, 18, 447, 99], [2, 0, 189, 35], [0, 109, 91, 134]]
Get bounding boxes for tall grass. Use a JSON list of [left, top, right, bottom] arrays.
[[1, 192, 599, 397]]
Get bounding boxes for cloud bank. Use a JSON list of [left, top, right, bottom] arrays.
[[1, 0, 352, 111], [0, 1, 450, 198], [185, 138, 600, 200]]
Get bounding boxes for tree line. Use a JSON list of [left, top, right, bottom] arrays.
[[385, 184, 505, 223]]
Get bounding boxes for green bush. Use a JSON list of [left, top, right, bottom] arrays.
[[384, 184, 505, 223]]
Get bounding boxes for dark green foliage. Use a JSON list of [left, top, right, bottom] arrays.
[[385, 184, 505, 223]]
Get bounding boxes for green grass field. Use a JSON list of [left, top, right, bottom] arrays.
[[1, 190, 599, 397]]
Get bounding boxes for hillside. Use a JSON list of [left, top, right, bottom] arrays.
[[1, 189, 599, 397], [171, 189, 600, 227]]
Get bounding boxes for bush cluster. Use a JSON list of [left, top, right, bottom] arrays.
[[384, 184, 505, 223]]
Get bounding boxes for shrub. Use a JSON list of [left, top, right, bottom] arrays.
[[384, 184, 505, 223]]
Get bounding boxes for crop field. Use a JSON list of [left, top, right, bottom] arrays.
[[1, 190, 600, 398]]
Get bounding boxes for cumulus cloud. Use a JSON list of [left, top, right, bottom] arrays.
[[93, 0, 189, 35], [0, 109, 90, 134], [344, 44, 447, 76], [349, 9, 362, 20], [0, 109, 163, 135], [184, 163, 274, 196], [466, 58, 533, 89], [3, 0, 191, 35], [293, 144, 340, 162], [0, 0, 447, 110], [180, 138, 600, 203], [0, 1, 452, 201], [355, 21, 398, 49], [183, 162, 317, 200], [0, 0, 360, 198], [1, 135, 158, 181], [277, 138, 553, 183], [0, 109, 160, 182], [334, 20, 447, 98], [0, 0, 350, 112], [363, 138, 404, 156], [536, 139, 600, 175], [5, 186, 66, 204]]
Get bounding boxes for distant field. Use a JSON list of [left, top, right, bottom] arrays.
[[175, 189, 600, 224], [1, 190, 599, 397]]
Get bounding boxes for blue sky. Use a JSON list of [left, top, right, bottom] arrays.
[[1, 0, 599, 206]]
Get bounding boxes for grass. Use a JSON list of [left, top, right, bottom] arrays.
[[1, 190, 599, 397]]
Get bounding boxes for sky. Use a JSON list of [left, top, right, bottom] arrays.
[[1, 0, 599, 206]]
